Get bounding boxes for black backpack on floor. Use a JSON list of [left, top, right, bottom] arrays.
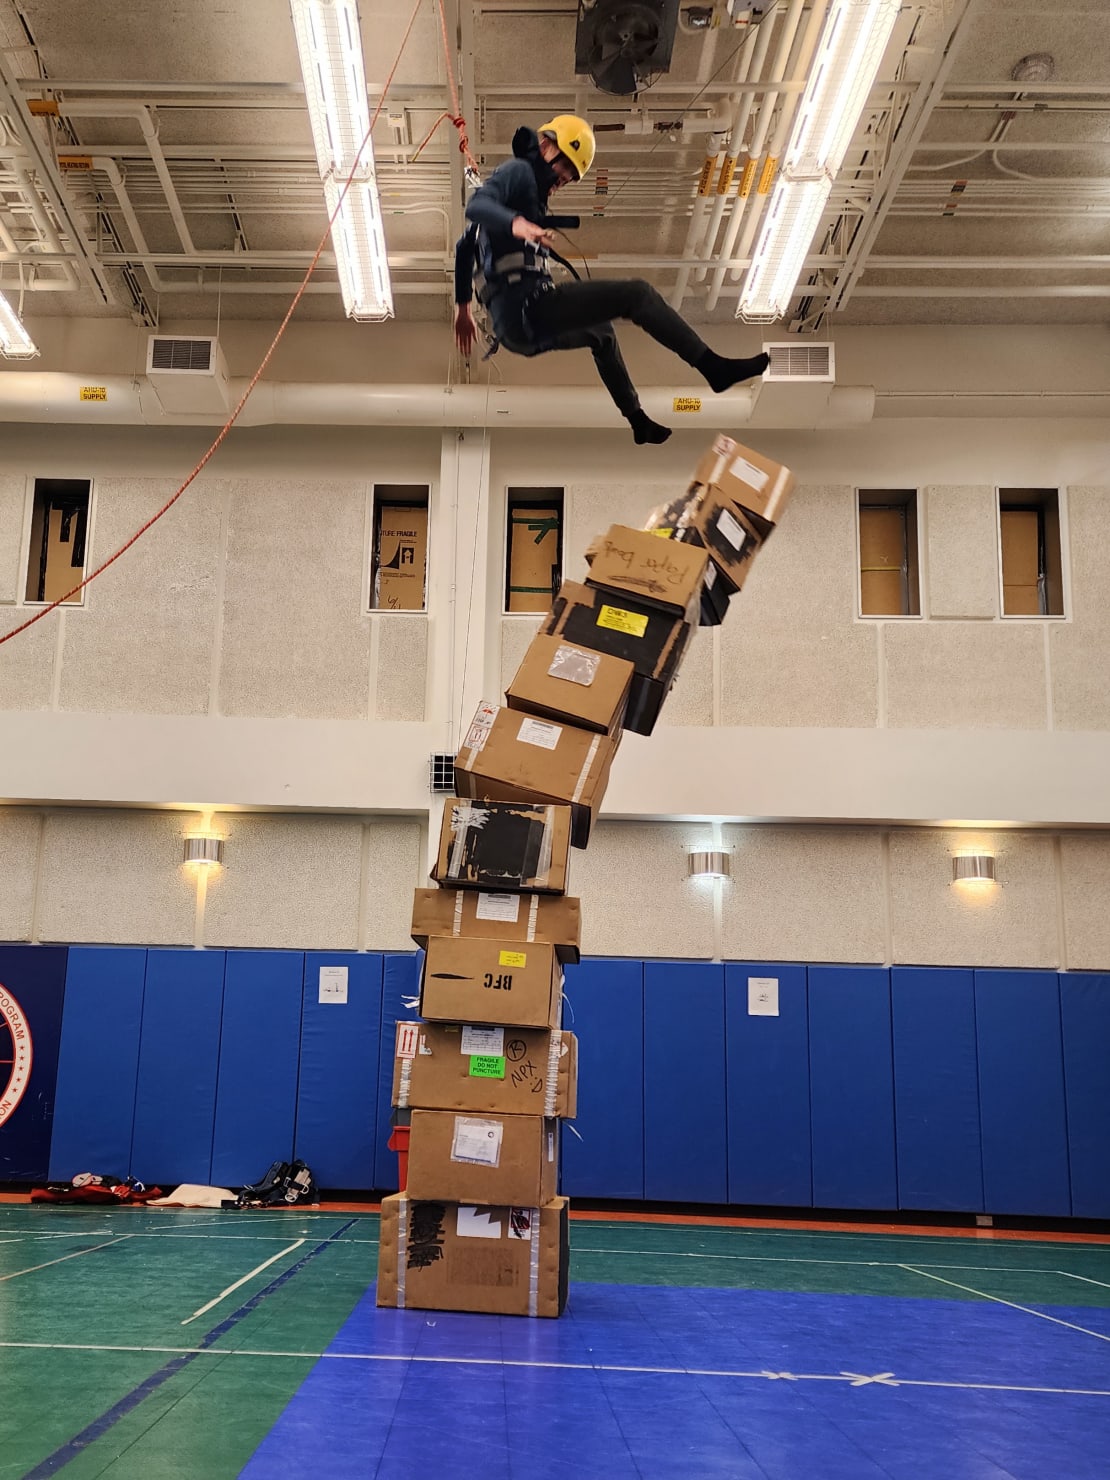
[[230, 1160, 318, 1208]]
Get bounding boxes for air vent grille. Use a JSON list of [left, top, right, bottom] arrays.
[[429, 753, 456, 793], [764, 342, 835, 382], [149, 337, 214, 372]]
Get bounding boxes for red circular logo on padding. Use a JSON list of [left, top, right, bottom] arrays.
[[0, 984, 33, 1127]]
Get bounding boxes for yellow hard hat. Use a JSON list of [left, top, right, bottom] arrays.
[[539, 115, 596, 180]]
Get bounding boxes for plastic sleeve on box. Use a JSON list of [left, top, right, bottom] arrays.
[[528, 1207, 541, 1317], [447, 804, 488, 881], [395, 1197, 408, 1309], [571, 736, 602, 804], [548, 644, 599, 688], [533, 809, 554, 890], [544, 1029, 563, 1118]]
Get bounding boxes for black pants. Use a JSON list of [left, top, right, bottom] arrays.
[[512, 278, 712, 420]]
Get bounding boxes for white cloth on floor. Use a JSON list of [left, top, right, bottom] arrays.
[[148, 1184, 235, 1208]]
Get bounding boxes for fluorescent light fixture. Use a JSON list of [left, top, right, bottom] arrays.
[[290, 0, 393, 321], [784, 0, 902, 179], [738, 175, 831, 322], [0, 289, 39, 359]]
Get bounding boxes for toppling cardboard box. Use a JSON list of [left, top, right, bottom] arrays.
[[541, 580, 692, 737], [585, 524, 707, 618], [392, 1022, 577, 1118], [420, 936, 563, 1029], [406, 1108, 559, 1207], [411, 887, 581, 965], [454, 701, 619, 849], [376, 1194, 569, 1317], [506, 633, 633, 736], [693, 435, 796, 536], [644, 486, 766, 597], [432, 799, 572, 894]]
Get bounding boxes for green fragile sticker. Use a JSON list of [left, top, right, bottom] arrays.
[[469, 1054, 506, 1079]]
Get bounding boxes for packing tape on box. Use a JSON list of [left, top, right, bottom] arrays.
[[529, 1206, 541, 1318], [395, 1196, 409, 1309], [571, 736, 601, 805], [527, 893, 539, 942], [397, 1049, 413, 1109], [535, 807, 554, 888], [452, 890, 465, 934], [544, 1028, 563, 1118]]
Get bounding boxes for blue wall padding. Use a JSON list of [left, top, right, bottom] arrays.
[[210, 951, 304, 1187], [725, 963, 811, 1207], [1058, 972, 1110, 1218], [0, 944, 68, 1181], [643, 962, 727, 1203], [808, 965, 898, 1209], [374, 952, 423, 1190], [130, 950, 226, 1187], [48, 947, 146, 1180], [975, 969, 1070, 1216], [296, 952, 383, 1190], [891, 967, 983, 1213], [561, 958, 645, 1199]]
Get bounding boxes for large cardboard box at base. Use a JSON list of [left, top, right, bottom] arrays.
[[406, 1108, 559, 1207], [373, 503, 428, 610], [410, 887, 581, 964], [540, 580, 692, 737], [392, 1022, 577, 1118], [454, 701, 619, 849], [585, 524, 707, 618], [644, 486, 766, 596], [693, 436, 796, 533], [506, 633, 633, 736], [432, 799, 571, 894], [376, 1193, 569, 1317], [420, 936, 562, 1029]]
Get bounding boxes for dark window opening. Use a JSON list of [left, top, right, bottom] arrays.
[[858, 489, 920, 617], [24, 478, 91, 605], [999, 488, 1063, 617]]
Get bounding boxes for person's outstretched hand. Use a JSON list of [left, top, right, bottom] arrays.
[[512, 215, 555, 248], [454, 303, 477, 358]]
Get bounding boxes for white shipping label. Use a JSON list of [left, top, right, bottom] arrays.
[[460, 1025, 505, 1056], [462, 702, 498, 754], [508, 1208, 533, 1241], [396, 1022, 420, 1059], [748, 977, 780, 1016], [318, 966, 348, 1005], [729, 454, 770, 493], [456, 1205, 504, 1240], [716, 508, 747, 552], [547, 645, 599, 687], [451, 1117, 504, 1167], [517, 716, 562, 751], [705, 562, 717, 589], [475, 892, 521, 924]]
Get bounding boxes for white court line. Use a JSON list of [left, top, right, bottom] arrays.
[[1060, 1271, 1110, 1291], [0, 1236, 133, 1282], [572, 1246, 1083, 1278], [0, 1339, 1106, 1400], [121, 1232, 377, 1245], [899, 1265, 1110, 1343], [180, 1239, 306, 1326], [579, 1223, 1110, 1253]]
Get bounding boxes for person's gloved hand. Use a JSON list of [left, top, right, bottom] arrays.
[[512, 215, 555, 248], [454, 303, 477, 358]]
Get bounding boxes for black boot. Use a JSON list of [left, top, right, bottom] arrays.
[[695, 349, 770, 394], [629, 409, 672, 445]]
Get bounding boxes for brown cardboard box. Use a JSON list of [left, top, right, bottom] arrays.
[[506, 633, 633, 736], [432, 799, 572, 894], [406, 1108, 559, 1207], [1001, 507, 1041, 615], [507, 504, 561, 614], [410, 887, 581, 964], [376, 1193, 569, 1317], [454, 701, 619, 849], [585, 524, 707, 617], [374, 503, 428, 610], [420, 936, 562, 1029], [644, 488, 765, 595], [693, 436, 796, 531], [392, 1022, 577, 1118]]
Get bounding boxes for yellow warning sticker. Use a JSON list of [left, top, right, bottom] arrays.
[[59, 156, 93, 171], [79, 386, 107, 402], [649, 528, 674, 538], [673, 396, 702, 413], [597, 605, 648, 638], [499, 950, 526, 967]]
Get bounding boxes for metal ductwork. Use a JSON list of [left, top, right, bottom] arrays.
[[0, 374, 877, 429]]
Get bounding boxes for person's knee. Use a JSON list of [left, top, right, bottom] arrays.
[[625, 278, 659, 314]]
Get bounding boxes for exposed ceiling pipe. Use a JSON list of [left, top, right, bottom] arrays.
[[94, 156, 170, 295], [706, 0, 828, 311]]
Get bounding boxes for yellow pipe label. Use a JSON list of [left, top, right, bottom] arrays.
[[738, 158, 759, 198], [697, 157, 716, 196], [672, 396, 702, 413], [758, 156, 779, 194], [716, 158, 737, 195]]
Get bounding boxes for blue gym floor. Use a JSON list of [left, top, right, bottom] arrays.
[[3, 1204, 1109, 1478]]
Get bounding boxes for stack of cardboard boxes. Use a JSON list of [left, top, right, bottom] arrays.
[[377, 435, 795, 1318]]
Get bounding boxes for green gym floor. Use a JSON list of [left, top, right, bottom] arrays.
[[3, 1201, 1109, 1478]]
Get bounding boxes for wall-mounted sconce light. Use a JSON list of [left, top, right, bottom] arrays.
[[951, 853, 996, 888], [688, 849, 731, 880], [184, 835, 224, 867]]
